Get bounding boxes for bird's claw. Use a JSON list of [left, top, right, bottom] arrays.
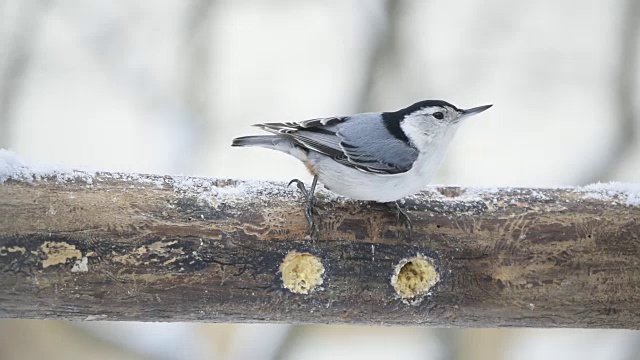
[[288, 179, 309, 197], [387, 201, 413, 239], [304, 200, 320, 240], [289, 177, 320, 240]]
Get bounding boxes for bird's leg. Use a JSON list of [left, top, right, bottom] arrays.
[[386, 201, 413, 239], [288, 175, 320, 239]]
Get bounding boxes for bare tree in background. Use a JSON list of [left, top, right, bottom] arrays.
[[182, 0, 216, 173], [355, 0, 402, 112], [582, 0, 639, 184], [0, 0, 51, 149], [45, 2, 217, 173]]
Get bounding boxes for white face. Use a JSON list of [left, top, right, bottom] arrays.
[[409, 106, 462, 129], [400, 106, 463, 144], [399, 103, 491, 147]]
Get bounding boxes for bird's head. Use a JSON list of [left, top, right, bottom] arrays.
[[387, 100, 492, 145]]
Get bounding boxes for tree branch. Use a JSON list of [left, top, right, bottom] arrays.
[[1, 166, 640, 328]]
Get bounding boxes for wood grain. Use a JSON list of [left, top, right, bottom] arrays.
[[1, 172, 639, 328]]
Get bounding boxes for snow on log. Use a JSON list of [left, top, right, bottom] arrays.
[[1, 150, 640, 328]]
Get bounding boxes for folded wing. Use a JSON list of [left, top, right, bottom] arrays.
[[256, 113, 418, 174]]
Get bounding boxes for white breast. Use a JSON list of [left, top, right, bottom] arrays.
[[308, 149, 446, 202], [308, 125, 459, 203]]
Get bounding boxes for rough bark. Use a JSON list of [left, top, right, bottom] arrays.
[[1, 170, 639, 328]]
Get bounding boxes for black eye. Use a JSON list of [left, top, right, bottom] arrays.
[[433, 112, 444, 120]]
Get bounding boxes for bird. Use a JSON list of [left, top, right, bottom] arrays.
[[232, 100, 492, 238]]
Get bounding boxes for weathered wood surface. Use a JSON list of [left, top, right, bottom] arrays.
[[1, 169, 639, 328]]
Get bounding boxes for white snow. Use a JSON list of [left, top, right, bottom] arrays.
[[2, 149, 639, 207], [0, 148, 95, 184], [0, 149, 303, 205], [580, 182, 640, 206]]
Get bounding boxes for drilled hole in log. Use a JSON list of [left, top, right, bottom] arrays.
[[391, 254, 439, 305], [279, 251, 325, 294]]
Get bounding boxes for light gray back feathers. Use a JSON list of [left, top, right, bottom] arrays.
[[254, 113, 418, 174]]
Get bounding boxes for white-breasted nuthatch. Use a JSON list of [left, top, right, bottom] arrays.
[[232, 100, 492, 237]]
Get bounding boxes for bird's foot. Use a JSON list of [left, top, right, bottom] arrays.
[[288, 178, 309, 197], [288, 177, 320, 240], [386, 201, 413, 239]]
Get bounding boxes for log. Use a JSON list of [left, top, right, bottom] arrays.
[[1, 156, 640, 328]]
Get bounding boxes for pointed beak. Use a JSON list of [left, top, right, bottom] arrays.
[[459, 104, 493, 119]]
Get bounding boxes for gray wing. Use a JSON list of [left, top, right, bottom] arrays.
[[256, 113, 418, 174]]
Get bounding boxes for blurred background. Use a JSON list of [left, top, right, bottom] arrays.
[[1, 0, 639, 359]]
